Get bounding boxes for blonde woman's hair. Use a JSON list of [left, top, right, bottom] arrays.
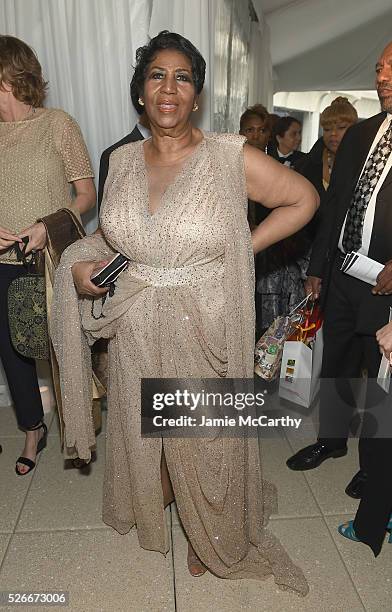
[[0, 35, 48, 107], [320, 96, 358, 128]]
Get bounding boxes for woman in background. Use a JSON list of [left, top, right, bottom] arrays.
[[297, 97, 358, 299], [239, 103, 270, 153], [0, 35, 95, 475], [297, 97, 358, 198], [251, 114, 309, 333], [270, 116, 305, 167], [239, 104, 271, 229]]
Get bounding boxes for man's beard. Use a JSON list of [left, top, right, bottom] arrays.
[[379, 93, 392, 113]]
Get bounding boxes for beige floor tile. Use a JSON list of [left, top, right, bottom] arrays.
[[260, 437, 320, 519], [0, 534, 11, 564], [0, 406, 21, 437], [325, 515, 392, 612], [16, 434, 106, 532], [0, 529, 175, 612], [0, 438, 36, 532], [172, 517, 365, 612]]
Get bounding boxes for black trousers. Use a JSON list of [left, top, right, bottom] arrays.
[[0, 264, 43, 429], [318, 255, 392, 555]]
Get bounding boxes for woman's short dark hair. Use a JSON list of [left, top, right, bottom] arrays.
[[273, 116, 301, 139], [130, 31, 206, 114], [239, 104, 270, 132], [0, 35, 48, 107]]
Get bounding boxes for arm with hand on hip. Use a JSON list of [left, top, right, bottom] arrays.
[[244, 144, 319, 255]]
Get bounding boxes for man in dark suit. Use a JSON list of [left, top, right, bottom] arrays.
[[97, 95, 150, 210], [287, 42, 392, 555]]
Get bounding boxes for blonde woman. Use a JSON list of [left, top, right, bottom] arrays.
[[0, 35, 95, 475]]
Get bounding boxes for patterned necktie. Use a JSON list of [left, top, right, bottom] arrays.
[[342, 121, 392, 253]]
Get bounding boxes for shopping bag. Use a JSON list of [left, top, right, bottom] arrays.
[[254, 294, 314, 381], [254, 315, 295, 381], [279, 327, 323, 408]]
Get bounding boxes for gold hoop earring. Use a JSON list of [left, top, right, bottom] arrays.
[[192, 103, 199, 112], [138, 98, 144, 106]]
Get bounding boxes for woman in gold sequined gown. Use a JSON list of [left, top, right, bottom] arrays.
[[51, 31, 318, 595]]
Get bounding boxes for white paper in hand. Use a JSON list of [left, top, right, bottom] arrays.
[[340, 252, 384, 286], [377, 307, 392, 392]]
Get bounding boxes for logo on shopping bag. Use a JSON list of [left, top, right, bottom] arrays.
[[285, 359, 296, 382]]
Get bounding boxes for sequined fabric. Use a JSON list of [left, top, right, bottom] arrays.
[[0, 108, 93, 264], [51, 133, 308, 596]]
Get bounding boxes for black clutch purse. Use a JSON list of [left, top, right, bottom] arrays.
[[90, 253, 129, 287], [7, 238, 49, 360]]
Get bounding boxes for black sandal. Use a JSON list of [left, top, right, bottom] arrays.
[[15, 421, 48, 476]]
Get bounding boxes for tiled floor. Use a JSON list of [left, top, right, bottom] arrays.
[[0, 404, 391, 612]]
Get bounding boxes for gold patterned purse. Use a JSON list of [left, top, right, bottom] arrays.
[[7, 240, 49, 360]]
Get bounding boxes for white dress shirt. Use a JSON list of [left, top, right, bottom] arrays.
[[339, 113, 392, 255], [277, 148, 293, 167]]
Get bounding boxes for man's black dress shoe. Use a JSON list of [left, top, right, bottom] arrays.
[[345, 470, 367, 499], [286, 442, 347, 471]]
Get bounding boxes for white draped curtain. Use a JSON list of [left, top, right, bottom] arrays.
[[248, 20, 273, 110], [214, 0, 251, 133]]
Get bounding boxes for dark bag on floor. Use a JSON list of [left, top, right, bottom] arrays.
[[7, 239, 49, 360]]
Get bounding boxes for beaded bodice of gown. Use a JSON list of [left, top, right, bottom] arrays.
[[101, 137, 226, 272]]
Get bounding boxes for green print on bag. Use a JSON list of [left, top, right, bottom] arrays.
[[8, 272, 49, 360]]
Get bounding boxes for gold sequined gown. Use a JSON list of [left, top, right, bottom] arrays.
[[51, 133, 308, 595]]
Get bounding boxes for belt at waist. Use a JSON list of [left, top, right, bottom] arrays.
[[125, 258, 223, 287]]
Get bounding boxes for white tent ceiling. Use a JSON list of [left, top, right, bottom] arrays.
[[258, 0, 392, 92]]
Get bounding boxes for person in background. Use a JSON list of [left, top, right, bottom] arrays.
[[239, 104, 271, 230], [0, 35, 96, 475], [266, 112, 279, 155], [286, 40, 392, 557], [97, 89, 151, 210], [270, 116, 305, 167], [295, 97, 358, 243], [239, 103, 270, 153], [251, 113, 310, 334], [296, 97, 358, 198]]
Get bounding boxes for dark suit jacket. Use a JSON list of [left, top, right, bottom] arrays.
[[97, 125, 144, 210], [295, 137, 326, 240], [268, 144, 305, 167], [295, 137, 325, 198], [308, 112, 392, 333]]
